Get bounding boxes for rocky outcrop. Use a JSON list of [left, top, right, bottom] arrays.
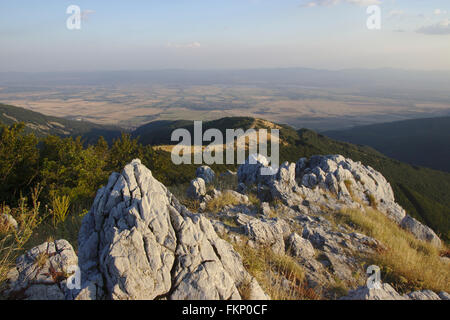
[[238, 154, 440, 247], [286, 233, 315, 259], [4, 240, 77, 300], [237, 154, 277, 186], [341, 283, 408, 300], [400, 215, 441, 247], [75, 159, 268, 300], [196, 166, 216, 184], [186, 177, 206, 200], [244, 218, 290, 254], [406, 290, 441, 300]]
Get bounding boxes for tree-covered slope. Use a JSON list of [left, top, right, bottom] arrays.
[[0, 103, 123, 144], [323, 116, 450, 172]]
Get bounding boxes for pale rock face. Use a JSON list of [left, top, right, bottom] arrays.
[[4, 240, 78, 300], [244, 218, 291, 255], [186, 177, 207, 200], [286, 233, 315, 259], [400, 215, 441, 247], [75, 159, 268, 300], [406, 290, 441, 300], [341, 283, 408, 300], [196, 166, 216, 184], [439, 291, 450, 300], [237, 154, 276, 185]]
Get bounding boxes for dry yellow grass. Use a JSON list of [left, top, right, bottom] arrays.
[[232, 239, 320, 300], [205, 192, 242, 213], [0, 186, 43, 289], [336, 207, 449, 293]]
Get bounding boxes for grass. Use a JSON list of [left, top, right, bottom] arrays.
[[0, 186, 44, 290], [205, 192, 242, 213], [344, 180, 354, 198], [335, 207, 449, 293], [51, 195, 70, 226], [232, 238, 320, 300]]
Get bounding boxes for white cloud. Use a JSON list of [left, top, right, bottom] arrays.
[[167, 42, 202, 49], [302, 0, 381, 7], [417, 19, 450, 35], [434, 9, 447, 16]]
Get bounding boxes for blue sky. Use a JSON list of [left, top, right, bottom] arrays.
[[0, 0, 449, 71]]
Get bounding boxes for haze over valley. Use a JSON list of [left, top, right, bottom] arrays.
[[1, 68, 450, 131]]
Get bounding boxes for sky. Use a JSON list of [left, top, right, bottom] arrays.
[[0, 0, 449, 72]]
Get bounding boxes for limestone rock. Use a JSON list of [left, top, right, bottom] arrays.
[[341, 283, 408, 300], [286, 233, 315, 259], [76, 159, 267, 300], [244, 218, 290, 254], [237, 154, 276, 186], [406, 290, 441, 300], [196, 166, 216, 184], [5, 240, 78, 300], [400, 215, 441, 247], [439, 291, 450, 300], [187, 177, 207, 200]]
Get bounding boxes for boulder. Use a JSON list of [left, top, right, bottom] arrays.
[[439, 291, 450, 300], [341, 283, 408, 300], [406, 290, 441, 300], [4, 240, 78, 300], [76, 159, 268, 300], [196, 166, 216, 184], [400, 215, 441, 247], [244, 218, 290, 254], [186, 177, 207, 200], [286, 233, 315, 259], [237, 154, 276, 186]]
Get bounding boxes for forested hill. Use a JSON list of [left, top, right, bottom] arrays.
[[323, 116, 450, 173], [0, 103, 122, 144]]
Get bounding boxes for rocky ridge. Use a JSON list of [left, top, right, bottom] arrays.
[[3, 154, 448, 300]]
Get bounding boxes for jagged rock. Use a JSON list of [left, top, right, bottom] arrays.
[[76, 159, 268, 300], [406, 290, 441, 300], [237, 154, 276, 185], [187, 177, 206, 200], [244, 218, 290, 254], [260, 202, 272, 217], [400, 215, 441, 247], [296, 155, 407, 223], [4, 240, 78, 300], [341, 283, 408, 300], [1, 213, 18, 231], [196, 166, 216, 184], [439, 291, 450, 300], [286, 233, 315, 259]]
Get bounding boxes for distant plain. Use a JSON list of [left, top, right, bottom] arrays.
[[1, 69, 449, 131]]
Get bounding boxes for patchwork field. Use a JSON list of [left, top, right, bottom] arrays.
[[1, 84, 449, 131]]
